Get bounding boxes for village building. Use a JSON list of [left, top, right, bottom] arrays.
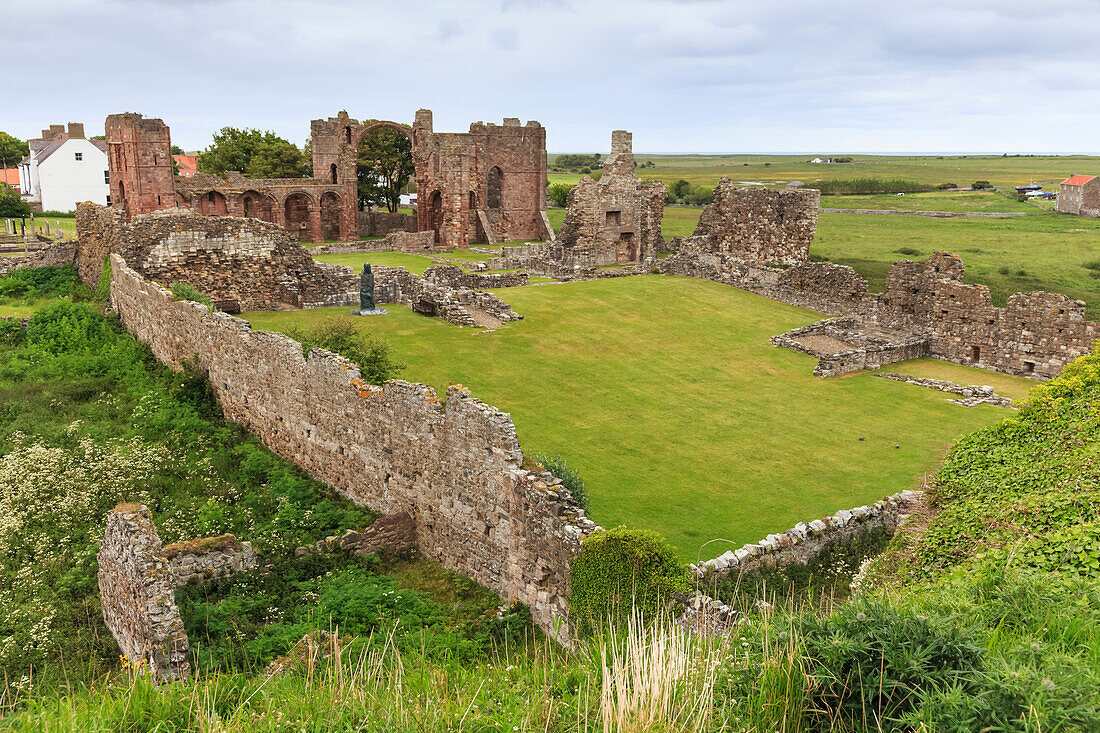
[[1057, 174, 1100, 217], [173, 153, 198, 178], [19, 123, 109, 212]]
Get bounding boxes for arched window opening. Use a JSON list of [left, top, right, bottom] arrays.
[[486, 166, 502, 209], [243, 197, 251, 217], [345, 126, 352, 145], [330, 164, 338, 184]]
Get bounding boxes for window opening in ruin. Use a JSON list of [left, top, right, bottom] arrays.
[[487, 166, 503, 209], [356, 125, 413, 213], [118, 181, 125, 202], [157, 195, 161, 205], [330, 164, 338, 184], [243, 197, 251, 216], [1024, 361, 1036, 374], [469, 191, 477, 211], [970, 346, 980, 362], [208, 192, 215, 203], [428, 191, 444, 244], [345, 126, 352, 144], [606, 210, 622, 226]]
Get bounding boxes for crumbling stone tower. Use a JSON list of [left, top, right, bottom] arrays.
[[413, 109, 552, 248], [105, 114, 176, 219], [557, 131, 666, 266]]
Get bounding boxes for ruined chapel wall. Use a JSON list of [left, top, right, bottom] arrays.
[[109, 256, 594, 640], [97, 504, 190, 681], [688, 180, 820, 265]]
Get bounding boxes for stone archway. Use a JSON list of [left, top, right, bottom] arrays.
[[354, 122, 414, 214], [284, 193, 313, 241], [240, 190, 274, 222], [320, 191, 341, 241], [200, 191, 228, 216], [486, 166, 503, 210]]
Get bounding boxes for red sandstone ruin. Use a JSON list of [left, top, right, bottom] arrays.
[[106, 110, 551, 248]]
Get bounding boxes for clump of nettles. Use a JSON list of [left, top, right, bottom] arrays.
[[169, 281, 213, 310], [287, 318, 404, 385], [535, 453, 588, 511]]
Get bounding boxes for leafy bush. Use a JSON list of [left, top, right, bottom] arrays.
[[548, 182, 573, 208], [799, 599, 984, 729], [0, 264, 84, 301], [535, 453, 588, 511], [169, 281, 213, 309], [936, 182, 958, 190], [972, 180, 993, 190], [287, 317, 404, 384], [895, 247, 921, 256], [569, 527, 690, 635], [812, 178, 936, 195]]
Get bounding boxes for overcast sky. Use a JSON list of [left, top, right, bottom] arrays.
[[7, 0, 1100, 154]]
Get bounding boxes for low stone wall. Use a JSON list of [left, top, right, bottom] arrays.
[[313, 230, 436, 255], [0, 241, 77, 277], [773, 317, 931, 377], [109, 256, 597, 642], [295, 511, 418, 558], [665, 247, 1100, 381], [163, 534, 258, 586], [423, 264, 530, 289], [374, 265, 522, 327], [874, 373, 1014, 407], [692, 490, 922, 579], [97, 504, 191, 681], [358, 210, 416, 237]]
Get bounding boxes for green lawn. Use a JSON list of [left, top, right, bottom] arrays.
[[557, 153, 1100, 190], [243, 275, 1032, 562], [819, 190, 1035, 213], [812, 211, 1100, 316]]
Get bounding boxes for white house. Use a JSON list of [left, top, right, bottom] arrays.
[[19, 123, 109, 212]]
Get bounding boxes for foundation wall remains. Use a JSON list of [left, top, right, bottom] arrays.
[[662, 246, 1100, 380], [423, 263, 529, 290], [673, 178, 819, 265], [692, 490, 922, 579], [359, 210, 417, 237], [163, 535, 258, 587], [109, 256, 596, 642], [97, 504, 191, 681], [76, 203, 357, 311]]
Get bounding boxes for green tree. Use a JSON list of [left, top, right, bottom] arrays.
[[670, 179, 691, 201], [356, 127, 414, 213], [0, 183, 30, 218], [0, 131, 29, 170], [170, 145, 183, 155], [198, 128, 309, 179]]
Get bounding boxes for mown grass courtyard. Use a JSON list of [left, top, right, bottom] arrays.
[[244, 274, 1032, 562]]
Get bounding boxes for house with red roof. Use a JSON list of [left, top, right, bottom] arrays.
[[173, 154, 198, 178], [1057, 174, 1100, 216], [1, 168, 19, 189]]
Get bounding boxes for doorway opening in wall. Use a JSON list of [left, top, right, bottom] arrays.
[[356, 125, 414, 214], [970, 345, 981, 362], [616, 232, 638, 263], [428, 191, 443, 244]]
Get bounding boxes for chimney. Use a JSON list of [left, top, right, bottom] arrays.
[[67, 123, 85, 139]]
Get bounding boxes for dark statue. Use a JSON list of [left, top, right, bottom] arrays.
[[359, 263, 375, 311], [350, 262, 386, 316]]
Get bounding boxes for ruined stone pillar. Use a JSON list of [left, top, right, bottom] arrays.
[[308, 204, 322, 243]]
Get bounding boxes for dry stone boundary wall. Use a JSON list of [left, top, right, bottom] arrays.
[[693, 490, 922, 579], [109, 255, 596, 643]]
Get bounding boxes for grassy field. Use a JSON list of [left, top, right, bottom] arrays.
[[551, 153, 1100, 189], [813, 211, 1100, 316], [819, 190, 1036, 213], [243, 275, 1032, 562]]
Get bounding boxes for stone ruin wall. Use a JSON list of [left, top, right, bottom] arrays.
[[423, 263, 529, 290], [359, 210, 417, 237], [556, 131, 665, 268], [311, 230, 437, 255], [662, 247, 1100, 380], [693, 489, 923, 579], [673, 178, 820, 265], [97, 504, 192, 681], [163, 535, 258, 587], [770, 317, 930, 378], [374, 265, 523, 326], [108, 256, 597, 642], [76, 203, 356, 312]]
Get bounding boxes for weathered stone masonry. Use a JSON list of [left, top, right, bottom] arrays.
[[109, 256, 597, 643], [663, 247, 1100, 380]]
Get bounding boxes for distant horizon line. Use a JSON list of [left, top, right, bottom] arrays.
[[548, 151, 1100, 157]]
